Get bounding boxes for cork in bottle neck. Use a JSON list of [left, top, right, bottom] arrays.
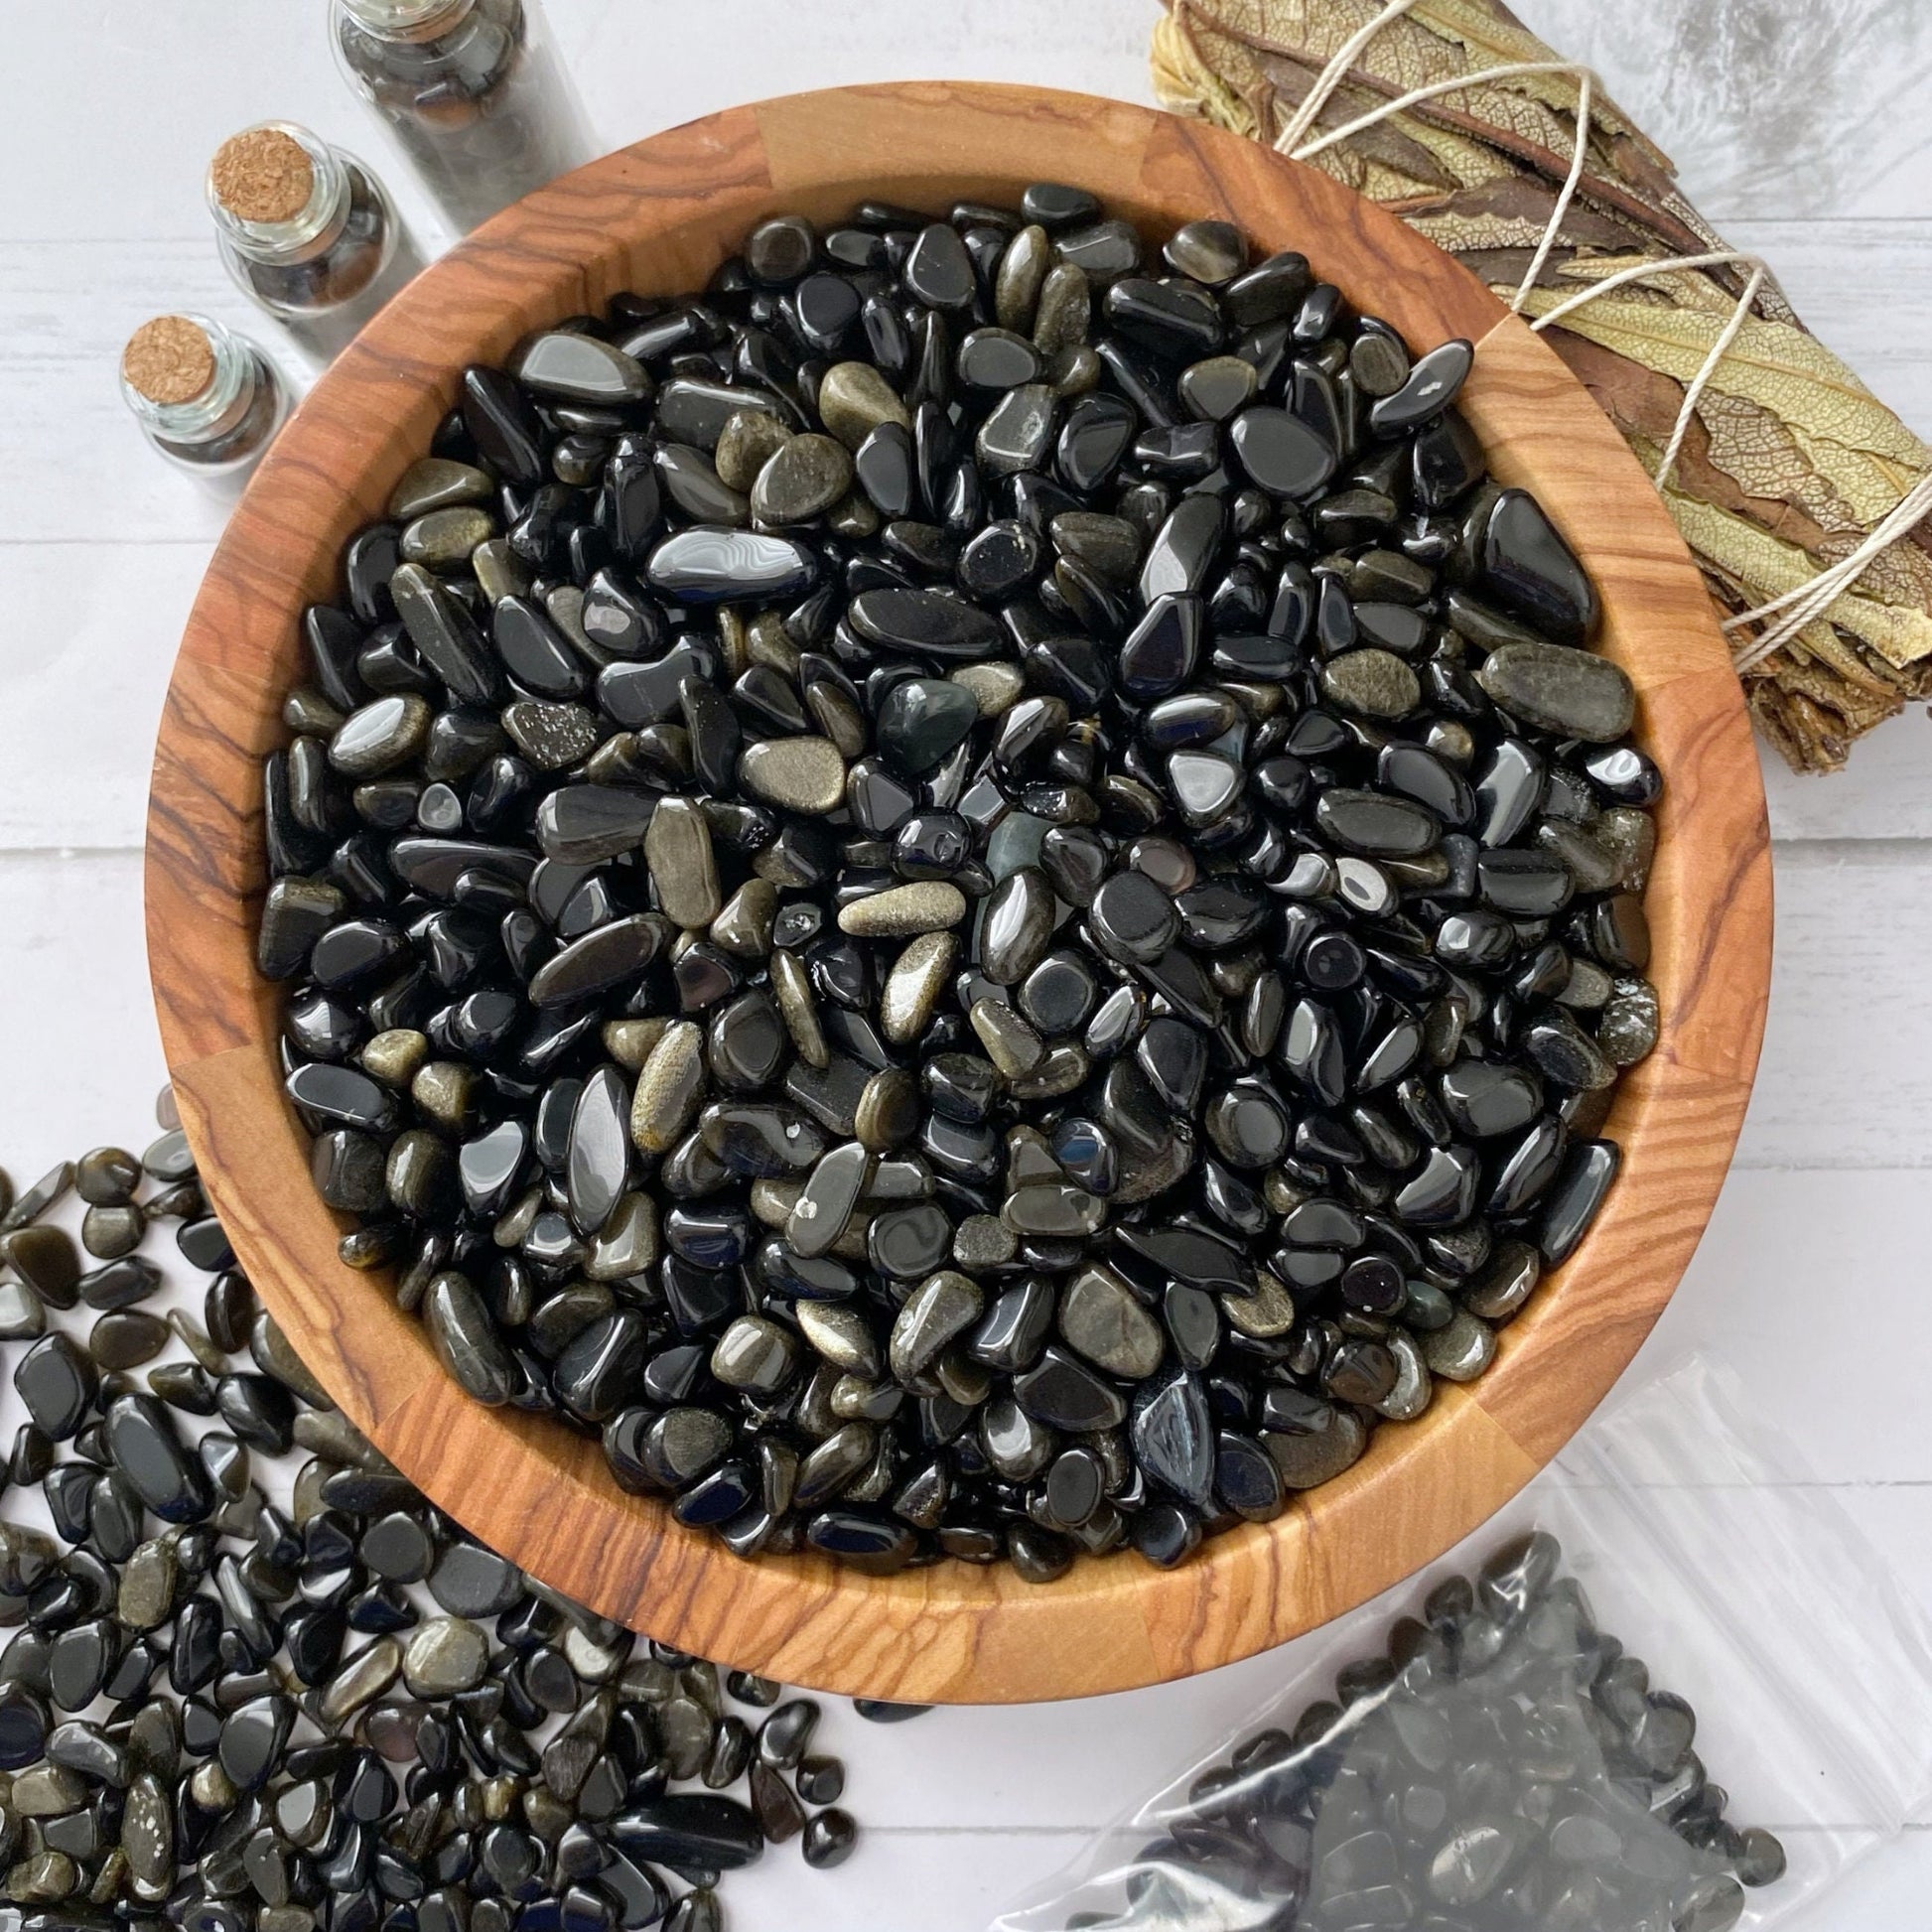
[[207, 122, 350, 263], [209, 128, 316, 226], [120, 313, 261, 444], [121, 317, 216, 408]]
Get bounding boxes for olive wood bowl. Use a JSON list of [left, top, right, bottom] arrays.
[[147, 81, 1771, 1703]]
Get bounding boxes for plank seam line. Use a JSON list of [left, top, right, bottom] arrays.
[[0, 846, 148, 861], [0, 537, 221, 549]]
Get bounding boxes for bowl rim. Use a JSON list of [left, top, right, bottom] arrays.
[[146, 79, 1771, 1704]]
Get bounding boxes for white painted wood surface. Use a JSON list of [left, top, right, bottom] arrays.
[[3, 4, 1931, 1926]]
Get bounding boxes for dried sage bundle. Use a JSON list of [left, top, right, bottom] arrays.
[[1152, 0, 1932, 770]]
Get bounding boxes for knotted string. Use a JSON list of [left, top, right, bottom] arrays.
[[1256, 0, 1930, 675]]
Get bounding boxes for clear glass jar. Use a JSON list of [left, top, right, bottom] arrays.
[[207, 121, 424, 361], [329, 0, 595, 233], [119, 315, 289, 481]]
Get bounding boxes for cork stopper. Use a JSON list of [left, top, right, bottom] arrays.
[[209, 127, 315, 225], [121, 317, 217, 406]]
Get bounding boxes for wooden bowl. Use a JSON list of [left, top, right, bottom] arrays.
[[147, 81, 1771, 1704]]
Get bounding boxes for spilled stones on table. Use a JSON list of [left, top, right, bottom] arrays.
[[0, 1112, 914, 1932]]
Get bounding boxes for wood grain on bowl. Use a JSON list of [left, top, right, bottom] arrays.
[[146, 82, 1770, 1703]]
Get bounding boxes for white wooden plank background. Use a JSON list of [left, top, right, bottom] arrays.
[[4, 4, 1931, 1927]]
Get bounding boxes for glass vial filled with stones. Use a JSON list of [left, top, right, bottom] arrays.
[[329, 0, 593, 233], [118, 314, 288, 480], [207, 121, 423, 361]]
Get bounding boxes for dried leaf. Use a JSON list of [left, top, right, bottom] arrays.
[[1669, 493, 1932, 671], [1513, 290, 1928, 480], [1693, 392, 1865, 539]]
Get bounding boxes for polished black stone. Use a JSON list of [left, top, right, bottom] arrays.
[[710, 990, 787, 1093], [1314, 789, 1441, 858], [957, 328, 1042, 391], [1117, 1223, 1248, 1294], [1145, 691, 1237, 753], [582, 569, 665, 658], [392, 564, 500, 707], [1478, 849, 1574, 916], [903, 222, 977, 310], [14, 1335, 96, 1441], [958, 520, 1040, 601], [222, 1365, 302, 1453], [488, 597, 588, 702], [1394, 1146, 1481, 1227], [462, 365, 546, 485], [803, 1511, 917, 1574], [0, 1684, 48, 1770], [1205, 1083, 1289, 1169], [1224, 250, 1311, 328], [980, 868, 1055, 986], [218, 1694, 294, 1792], [1134, 1016, 1205, 1118], [1054, 217, 1142, 282], [643, 528, 816, 603], [1379, 744, 1473, 825], [1479, 487, 1599, 645], [1020, 182, 1100, 228], [966, 1279, 1054, 1374], [854, 422, 914, 520], [850, 588, 1000, 658], [875, 677, 979, 775], [1411, 408, 1486, 510], [849, 761, 918, 837], [1583, 744, 1662, 805], [1439, 1060, 1542, 1139], [1013, 1346, 1127, 1431], [1174, 880, 1269, 951], [554, 1311, 651, 1425], [1138, 493, 1225, 604], [1590, 893, 1651, 973], [1020, 952, 1099, 1037], [1281, 1000, 1347, 1109], [1089, 871, 1179, 964], [1056, 394, 1138, 493], [1537, 1140, 1619, 1263], [1132, 1368, 1213, 1505], [1368, 338, 1473, 436], [971, 384, 1055, 479], [893, 811, 972, 881], [1230, 407, 1336, 498], [560, 1070, 631, 1243], [1105, 277, 1224, 360], [800, 1808, 858, 1869]]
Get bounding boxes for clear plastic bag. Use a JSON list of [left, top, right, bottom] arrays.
[[991, 1359, 1932, 1932]]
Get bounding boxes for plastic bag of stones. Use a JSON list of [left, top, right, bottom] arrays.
[[989, 1359, 1932, 1932]]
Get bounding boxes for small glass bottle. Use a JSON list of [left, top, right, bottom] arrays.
[[120, 315, 290, 481], [207, 121, 424, 361], [329, 0, 595, 233]]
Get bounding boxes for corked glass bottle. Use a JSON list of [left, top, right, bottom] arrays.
[[207, 122, 423, 361], [118, 315, 289, 480], [328, 0, 594, 233]]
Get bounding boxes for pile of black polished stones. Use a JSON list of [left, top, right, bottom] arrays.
[[0, 1125, 898, 1932], [260, 179, 1664, 1583], [1059, 1533, 1784, 1932]]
